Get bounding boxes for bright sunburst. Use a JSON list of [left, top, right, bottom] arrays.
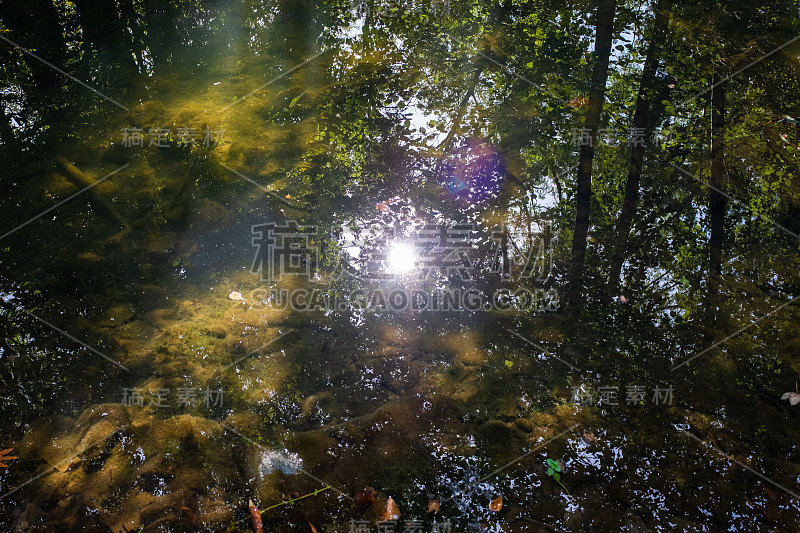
[[386, 242, 416, 275]]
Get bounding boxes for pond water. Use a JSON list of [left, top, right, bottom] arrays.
[[1, 1, 800, 531]]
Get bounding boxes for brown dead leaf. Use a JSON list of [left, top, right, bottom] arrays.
[[345, 487, 377, 520], [180, 506, 197, 524], [379, 496, 401, 522], [0, 448, 18, 468], [306, 519, 318, 533], [354, 487, 376, 508], [249, 499, 263, 533], [569, 96, 589, 108], [582, 432, 599, 444], [427, 499, 440, 514], [489, 495, 503, 512]]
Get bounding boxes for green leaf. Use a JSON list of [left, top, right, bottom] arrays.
[[504, 360, 513, 368]]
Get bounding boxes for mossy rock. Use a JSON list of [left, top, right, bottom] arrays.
[[127, 100, 167, 128]]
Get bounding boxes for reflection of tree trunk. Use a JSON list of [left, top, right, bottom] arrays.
[[118, 0, 146, 73], [275, 0, 319, 89], [708, 79, 727, 297], [568, 0, 616, 311], [277, 0, 314, 61], [143, 0, 176, 74], [607, 0, 672, 296], [72, 0, 137, 81]]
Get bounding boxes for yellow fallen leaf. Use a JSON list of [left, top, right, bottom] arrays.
[[489, 495, 502, 512], [379, 496, 401, 522]]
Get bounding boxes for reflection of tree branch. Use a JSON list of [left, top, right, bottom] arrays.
[[436, 64, 484, 158], [549, 168, 563, 204], [2, 338, 19, 361]]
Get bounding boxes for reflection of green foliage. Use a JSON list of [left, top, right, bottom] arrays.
[[546, 458, 569, 495]]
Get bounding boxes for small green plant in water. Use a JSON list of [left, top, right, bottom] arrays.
[[261, 485, 331, 513], [546, 458, 570, 495]]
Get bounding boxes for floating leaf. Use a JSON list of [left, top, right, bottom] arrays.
[[379, 496, 401, 522], [0, 448, 18, 468], [545, 458, 570, 495], [427, 498, 440, 514], [489, 495, 503, 512]]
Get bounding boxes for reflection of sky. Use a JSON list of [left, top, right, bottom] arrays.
[[258, 447, 303, 477]]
